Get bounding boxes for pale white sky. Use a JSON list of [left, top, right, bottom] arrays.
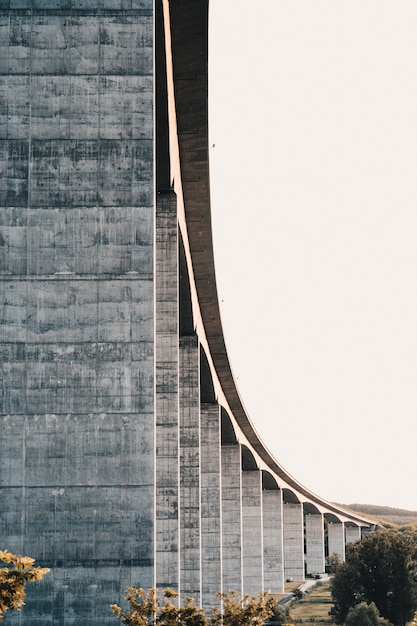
[[208, 2, 417, 511]]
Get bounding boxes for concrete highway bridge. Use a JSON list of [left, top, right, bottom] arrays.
[[0, 0, 374, 622]]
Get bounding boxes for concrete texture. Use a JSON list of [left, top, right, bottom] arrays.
[[262, 486, 284, 593], [283, 503, 304, 581], [200, 403, 222, 608], [155, 190, 179, 589], [0, 1, 376, 621], [305, 514, 325, 575], [221, 443, 243, 595], [0, 4, 154, 623], [179, 335, 201, 601], [241, 469, 263, 595], [328, 522, 345, 561], [345, 525, 362, 544]]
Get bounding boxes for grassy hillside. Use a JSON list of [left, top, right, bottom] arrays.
[[334, 503, 417, 526], [288, 580, 333, 625]]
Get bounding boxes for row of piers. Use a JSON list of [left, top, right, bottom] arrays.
[[155, 191, 371, 608], [0, 4, 375, 621]]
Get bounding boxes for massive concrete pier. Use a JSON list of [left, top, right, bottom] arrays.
[[0, 0, 373, 623]]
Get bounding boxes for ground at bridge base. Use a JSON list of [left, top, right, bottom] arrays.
[[272, 573, 330, 606], [273, 576, 333, 626]]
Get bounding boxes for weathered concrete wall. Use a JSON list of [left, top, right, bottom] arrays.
[[241, 469, 263, 595], [305, 514, 325, 575], [0, 2, 374, 618], [262, 487, 284, 593], [155, 191, 179, 588], [345, 525, 361, 544], [221, 443, 243, 595], [179, 335, 201, 601], [0, 3, 154, 624], [328, 522, 345, 561], [283, 503, 304, 581], [200, 403, 222, 607]]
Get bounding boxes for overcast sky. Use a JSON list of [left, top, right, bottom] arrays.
[[208, 2, 417, 511]]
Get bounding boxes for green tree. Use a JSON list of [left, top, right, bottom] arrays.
[[345, 601, 392, 626], [330, 529, 417, 626], [0, 549, 50, 622]]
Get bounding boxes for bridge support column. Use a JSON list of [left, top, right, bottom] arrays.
[[179, 335, 201, 602], [283, 502, 304, 581], [200, 403, 222, 607], [345, 525, 361, 545], [262, 481, 284, 593], [155, 190, 179, 589], [305, 514, 325, 575], [221, 443, 242, 595], [242, 469, 263, 594], [328, 522, 345, 561]]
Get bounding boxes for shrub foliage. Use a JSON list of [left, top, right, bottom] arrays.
[[111, 587, 276, 626], [0, 549, 49, 622]]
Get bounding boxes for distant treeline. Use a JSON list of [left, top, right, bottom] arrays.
[[334, 503, 417, 526]]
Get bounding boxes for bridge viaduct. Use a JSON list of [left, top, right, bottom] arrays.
[[0, 0, 374, 622]]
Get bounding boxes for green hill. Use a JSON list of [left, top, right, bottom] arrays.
[[334, 503, 417, 526]]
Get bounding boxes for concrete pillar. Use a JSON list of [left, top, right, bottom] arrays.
[[283, 502, 304, 581], [0, 7, 156, 622], [221, 444, 243, 595], [328, 522, 345, 561], [345, 525, 361, 545], [155, 191, 179, 589], [179, 335, 201, 602], [242, 469, 263, 595], [200, 404, 222, 607], [305, 514, 325, 575], [262, 483, 284, 593]]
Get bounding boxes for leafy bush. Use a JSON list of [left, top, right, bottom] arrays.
[[111, 587, 277, 626], [345, 601, 392, 626]]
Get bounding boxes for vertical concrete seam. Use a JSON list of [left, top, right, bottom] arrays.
[[176, 217, 181, 599], [218, 404, 223, 596], [152, 3, 158, 591], [197, 340, 202, 602], [259, 470, 264, 592]]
